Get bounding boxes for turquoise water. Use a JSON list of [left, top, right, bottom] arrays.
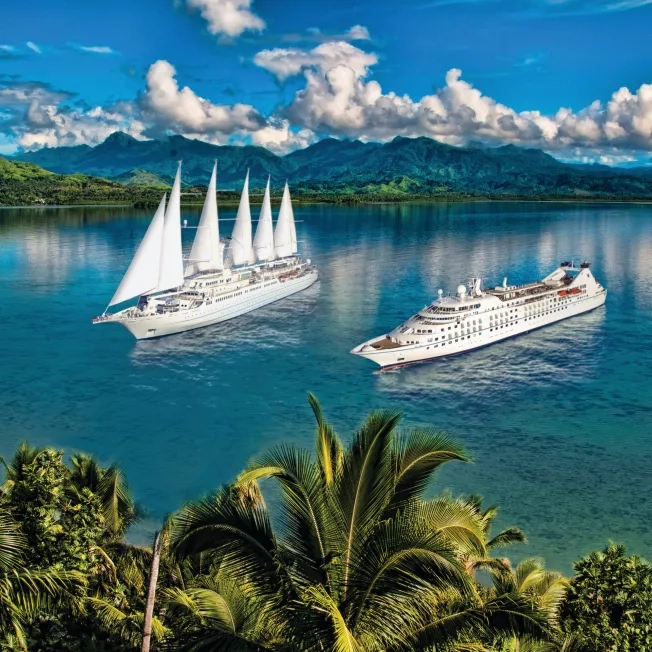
[[1, 201, 651, 572]]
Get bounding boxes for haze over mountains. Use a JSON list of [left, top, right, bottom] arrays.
[[13, 132, 652, 198]]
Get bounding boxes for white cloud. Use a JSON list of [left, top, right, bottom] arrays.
[[4, 44, 652, 162], [0, 45, 15, 52], [79, 45, 116, 54], [254, 42, 378, 82], [183, 0, 265, 38], [0, 81, 145, 149], [251, 42, 652, 155], [25, 41, 41, 54], [250, 119, 316, 154], [345, 25, 371, 40], [0, 63, 315, 153], [141, 59, 265, 141]]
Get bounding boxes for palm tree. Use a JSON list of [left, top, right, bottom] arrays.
[[68, 453, 141, 539], [487, 558, 569, 652], [460, 495, 527, 576], [168, 394, 552, 650], [0, 507, 84, 650], [0, 443, 46, 499]]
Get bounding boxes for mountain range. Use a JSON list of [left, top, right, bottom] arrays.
[[12, 132, 652, 198]]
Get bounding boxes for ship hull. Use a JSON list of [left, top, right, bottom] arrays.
[[117, 269, 318, 340], [352, 286, 606, 369]]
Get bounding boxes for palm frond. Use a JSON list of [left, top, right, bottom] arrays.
[[308, 392, 344, 486], [0, 510, 26, 572], [347, 510, 471, 643], [87, 597, 166, 646], [237, 444, 332, 586], [170, 486, 281, 597], [389, 429, 468, 515], [98, 463, 137, 537], [420, 496, 489, 560], [304, 584, 362, 652], [399, 592, 549, 651], [488, 527, 527, 550], [336, 409, 401, 592]]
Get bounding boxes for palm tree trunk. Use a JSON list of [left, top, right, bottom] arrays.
[[142, 530, 162, 652]]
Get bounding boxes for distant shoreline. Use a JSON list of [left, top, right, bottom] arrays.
[[3, 196, 652, 210]]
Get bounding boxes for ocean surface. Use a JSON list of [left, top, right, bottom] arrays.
[[1, 201, 651, 572]]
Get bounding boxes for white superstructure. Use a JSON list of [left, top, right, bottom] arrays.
[[93, 163, 318, 339], [351, 262, 606, 369]]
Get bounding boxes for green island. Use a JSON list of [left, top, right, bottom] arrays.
[[3, 132, 652, 207], [1, 395, 650, 651]]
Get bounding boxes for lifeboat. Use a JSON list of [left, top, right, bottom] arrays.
[[558, 290, 568, 297], [569, 288, 581, 295]]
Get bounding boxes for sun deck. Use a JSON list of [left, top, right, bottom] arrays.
[[369, 337, 402, 350]]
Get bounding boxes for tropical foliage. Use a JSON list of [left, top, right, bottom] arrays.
[[166, 394, 563, 650], [0, 444, 161, 651], [560, 542, 652, 651], [0, 398, 648, 651]]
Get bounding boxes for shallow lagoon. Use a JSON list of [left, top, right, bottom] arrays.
[[1, 201, 651, 572]]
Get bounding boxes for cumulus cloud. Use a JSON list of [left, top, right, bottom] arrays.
[[141, 59, 265, 140], [4, 44, 652, 161], [25, 41, 41, 54], [249, 119, 316, 154], [78, 45, 116, 54], [0, 62, 315, 154], [0, 81, 145, 149], [254, 42, 378, 82], [252, 42, 652, 155], [140, 60, 315, 151], [183, 0, 265, 38]]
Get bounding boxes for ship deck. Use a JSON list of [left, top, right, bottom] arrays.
[[486, 276, 572, 301], [369, 337, 402, 350]]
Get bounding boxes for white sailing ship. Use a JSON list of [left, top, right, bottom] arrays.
[[93, 163, 318, 339], [351, 262, 606, 369]]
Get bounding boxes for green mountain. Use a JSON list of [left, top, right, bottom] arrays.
[[11, 132, 652, 198], [0, 157, 168, 206], [112, 168, 172, 186]]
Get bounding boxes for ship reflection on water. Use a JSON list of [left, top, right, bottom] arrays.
[[129, 282, 320, 365], [375, 308, 606, 399]]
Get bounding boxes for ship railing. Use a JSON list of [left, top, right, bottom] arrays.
[[92, 314, 114, 323]]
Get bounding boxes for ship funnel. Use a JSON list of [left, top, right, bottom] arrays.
[[502, 277, 507, 289]]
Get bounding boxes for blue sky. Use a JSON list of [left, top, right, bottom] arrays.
[[1, 0, 652, 163]]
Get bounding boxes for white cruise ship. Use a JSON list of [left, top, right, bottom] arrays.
[[93, 163, 318, 339], [351, 262, 606, 369]]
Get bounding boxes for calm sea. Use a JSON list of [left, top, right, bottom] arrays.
[[1, 201, 651, 572]]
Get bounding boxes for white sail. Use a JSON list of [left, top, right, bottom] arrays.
[[157, 163, 185, 291], [274, 181, 293, 258], [185, 162, 222, 276], [109, 194, 167, 307], [226, 170, 255, 267], [288, 184, 298, 254], [253, 177, 276, 262]]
